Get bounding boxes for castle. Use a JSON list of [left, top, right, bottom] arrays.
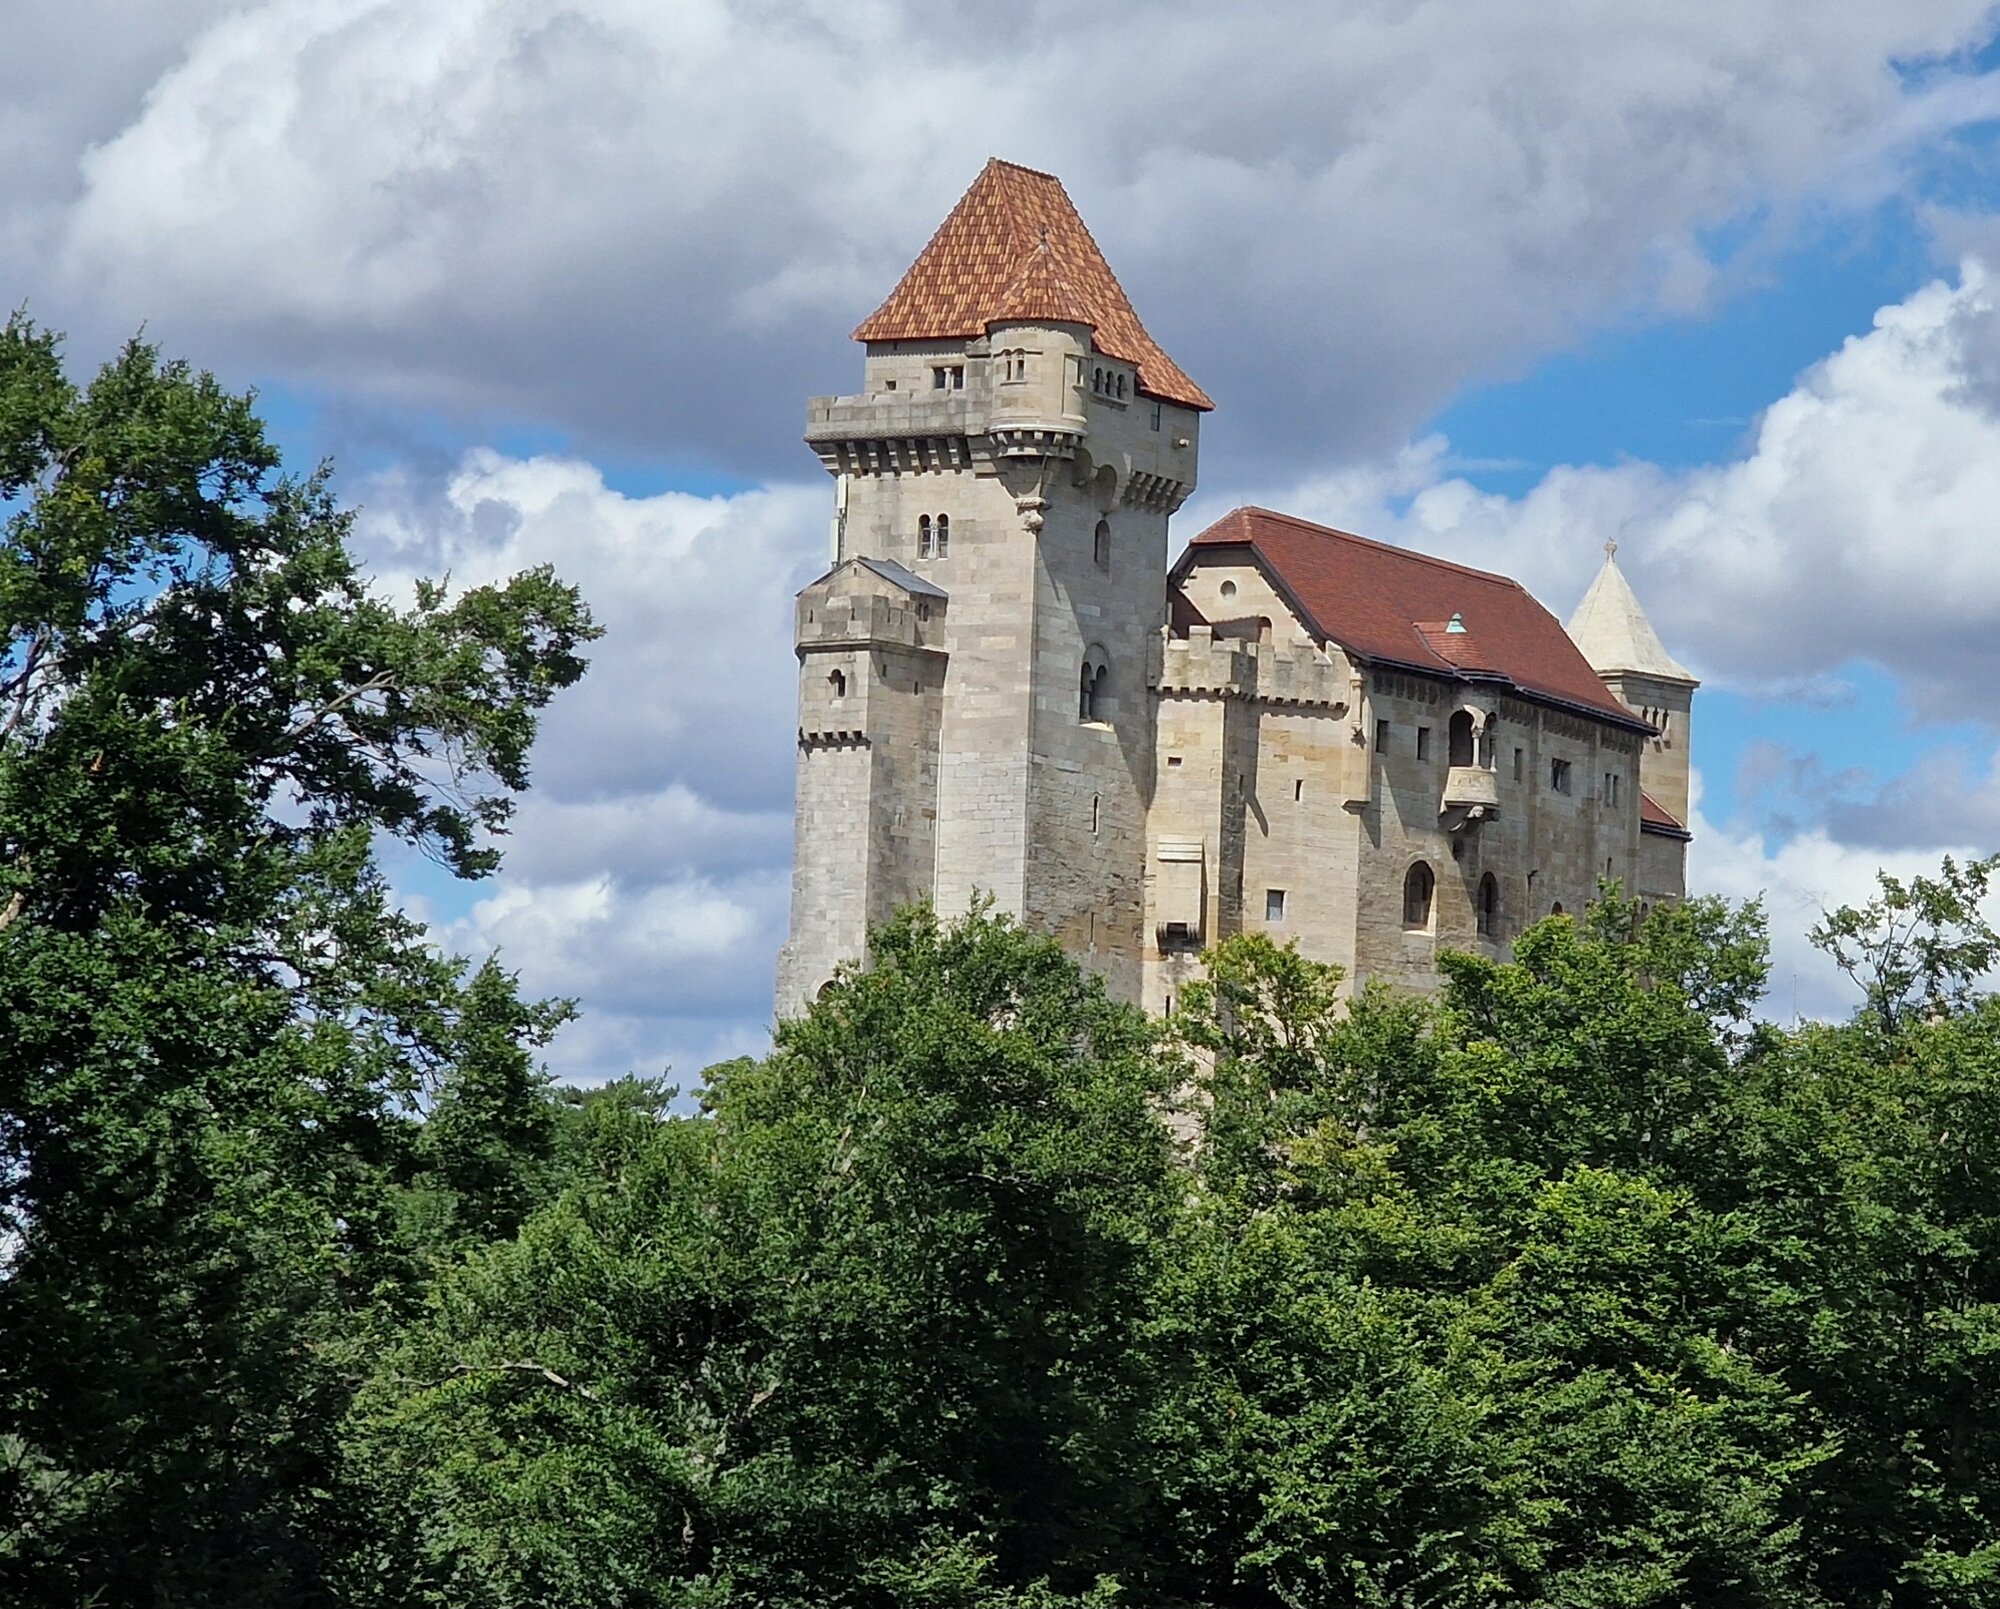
[[776, 159, 1696, 1017]]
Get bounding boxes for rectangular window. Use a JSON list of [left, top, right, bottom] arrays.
[[931, 365, 965, 390], [1416, 726, 1432, 761], [1550, 758, 1572, 794], [1513, 747, 1524, 782], [1375, 718, 1390, 751], [1150, 400, 1163, 430], [932, 366, 946, 389], [1604, 772, 1620, 805], [1265, 889, 1286, 922], [1166, 754, 1183, 768]]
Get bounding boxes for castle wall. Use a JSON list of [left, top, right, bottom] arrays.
[[1638, 829, 1687, 907]]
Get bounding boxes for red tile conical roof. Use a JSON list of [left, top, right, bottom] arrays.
[[854, 159, 1213, 411]]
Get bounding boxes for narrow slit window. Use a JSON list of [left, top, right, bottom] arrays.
[[1416, 726, 1432, 761], [934, 513, 949, 559], [1294, 778, 1304, 801], [1375, 717, 1391, 751]]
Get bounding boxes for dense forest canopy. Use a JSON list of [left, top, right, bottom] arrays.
[[4, 324, 2000, 1606]]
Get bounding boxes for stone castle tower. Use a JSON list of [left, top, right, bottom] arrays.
[[776, 160, 1212, 1013], [779, 160, 1694, 1018]]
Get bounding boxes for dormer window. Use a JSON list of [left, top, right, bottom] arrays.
[[932, 365, 964, 391]]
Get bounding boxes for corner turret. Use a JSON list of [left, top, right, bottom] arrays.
[[1567, 542, 1698, 898]]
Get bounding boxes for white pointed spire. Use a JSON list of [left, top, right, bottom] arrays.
[[1566, 543, 1696, 683]]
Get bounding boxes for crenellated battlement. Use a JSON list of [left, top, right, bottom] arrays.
[[796, 590, 949, 655], [1153, 625, 1350, 712]]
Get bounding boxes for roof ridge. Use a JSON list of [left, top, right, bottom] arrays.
[[1222, 507, 1536, 593], [986, 155, 1062, 182]]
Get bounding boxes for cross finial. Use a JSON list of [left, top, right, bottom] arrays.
[[1604, 537, 1618, 559]]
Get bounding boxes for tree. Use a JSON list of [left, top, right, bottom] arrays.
[[345, 906, 1180, 1607], [1810, 854, 2000, 1038], [1160, 911, 1820, 1607], [0, 318, 595, 1604]]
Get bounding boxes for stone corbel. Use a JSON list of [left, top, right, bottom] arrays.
[[1014, 494, 1050, 534]]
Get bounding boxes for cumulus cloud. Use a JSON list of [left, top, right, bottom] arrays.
[[1239, 260, 2000, 718], [1691, 793, 1995, 1023], [9, 0, 1996, 474], [352, 451, 824, 1080]]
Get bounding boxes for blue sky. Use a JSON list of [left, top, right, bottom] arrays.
[[11, 0, 2000, 1076]]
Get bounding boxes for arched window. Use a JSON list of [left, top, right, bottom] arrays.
[[1117, 374, 1127, 398], [1093, 367, 1103, 393], [1551, 901, 1565, 916], [1094, 519, 1111, 571], [934, 513, 949, 559], [1448, 709, 1476, 767], [1079, 652, 1110, 722], [828, 669, 847, 699], [1402, 862, 1435, 929], [1477, 873, 1499, 937], [918, 514, 932, 556]]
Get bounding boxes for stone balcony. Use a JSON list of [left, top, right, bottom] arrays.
[[1440, 764, 1501, 829]]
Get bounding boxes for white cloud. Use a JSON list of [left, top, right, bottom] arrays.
[[1237, 259, 2000, 717], [13, 0, 1997, 474], [1691, 794, 1994, 1023], [352, 452, 822, 1080]]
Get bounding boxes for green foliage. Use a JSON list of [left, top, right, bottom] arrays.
[[0, 319, 596, 1604], [9, 314, 2000, 1609], [1811, 853, 2000, 1037], [345, 907, 1180, 1607]]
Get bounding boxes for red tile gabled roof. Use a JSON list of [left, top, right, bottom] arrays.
[[1175, 507, 1649, 729], [1640, 791, 1691, 838], [854, 158, 1213, 412]]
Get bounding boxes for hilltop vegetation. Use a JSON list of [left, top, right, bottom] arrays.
[[5, 324, 2000, 1606]]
